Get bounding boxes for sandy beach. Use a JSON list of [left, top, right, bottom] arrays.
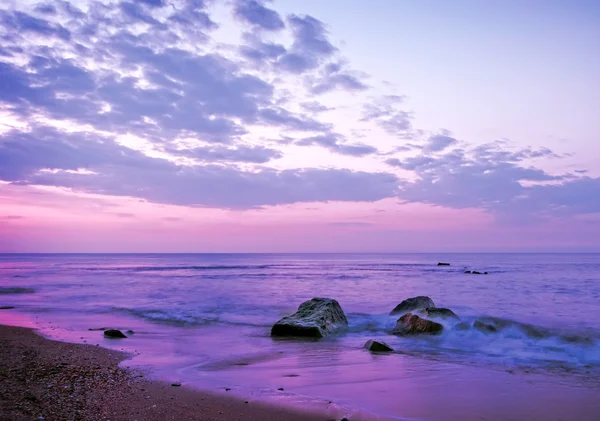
[[0, 324, 332, 421]]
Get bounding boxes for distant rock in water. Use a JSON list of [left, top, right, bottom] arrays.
[[271, 297, 348, 338], [364, 339, 394, 352], [437, 262, 450, 266], [393, 313, 443, 336], [419, 307, 460, 320], [0, 287, 35, 294], [103, 329, 127, 338], [0, 305, 16, 310], [473, 320, 498, 333], [390, 296, 435, 315], [465, 271, 488, 275]]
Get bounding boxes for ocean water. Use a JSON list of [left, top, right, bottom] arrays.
[[1, 253, 600, 420]]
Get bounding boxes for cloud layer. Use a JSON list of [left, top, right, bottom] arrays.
[[0, 0, 597, 223]]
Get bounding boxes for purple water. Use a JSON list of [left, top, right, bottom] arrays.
[[1, 253, 599, 420]]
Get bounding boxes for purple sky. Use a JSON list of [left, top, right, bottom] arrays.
[[1, 0, 599, 252]]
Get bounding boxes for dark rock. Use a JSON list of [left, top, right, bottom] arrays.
[[103, 329, 127, 338], [171, 382, 181, 387], [393, 313, 443, 336], [88, 327, 108, 331], [390, 296, 435, 315], [0, 305, 15, 310], [225, 388, 231, 391], [278, 387, 284, 391], [453, 322, 471, 331], [364, 339, 394, 352], [271, 297, 348, 338], [0, 287, 35, 294], [437, 262, 450, 266], [464, 270, 472, 274], [419, 307, 460, 320], [473, 320, 498, 333], [125, 330, 135, 334]]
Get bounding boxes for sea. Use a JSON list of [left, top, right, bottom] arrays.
[[1, 253, 599, 421]]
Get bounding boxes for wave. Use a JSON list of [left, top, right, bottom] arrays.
[[83, 264, 275, 272], [0, 286, 35, 294]]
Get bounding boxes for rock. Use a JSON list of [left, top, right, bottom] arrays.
[[464, 270, 472, 274], [453, 322, 471, 331], [392, 313, 443, 336], [271, 297, 348, 338], [171, 383, 181, 387], [390, 296, 435, 315], [0, 305, 15, 310], [278, 387, 284, 391], [364, 339, 394, 352], [125, 330, 135, 334], [473, 320, 497, 333], [103, 329, 127, 338], [437, 262, 450, 266], [418, 307, 460, 320]]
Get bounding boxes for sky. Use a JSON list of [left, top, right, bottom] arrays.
[[0, 0, 599, 253]]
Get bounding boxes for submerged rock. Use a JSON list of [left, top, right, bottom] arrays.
[[103, 329, 127, 338], [271, 297, 348, 338], [453, 321, 471, 331], [390, 296, 435, 315], [364, 339, 394, 352], [393, 313, 443, 336], [437, 262, 450, 266], [0, 306, 15, 310], [419, 307, 460, 320], [473, 320, 498, 333]]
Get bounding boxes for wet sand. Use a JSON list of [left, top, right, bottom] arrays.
[[0, 324, 333, 421]]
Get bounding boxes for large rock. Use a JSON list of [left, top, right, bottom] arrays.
[[392, 313, 443, 336], [390, 296, 435, 315], [419, 307, 460, 320], [271, 298, 348, 338], [364, 339, 394, 352]]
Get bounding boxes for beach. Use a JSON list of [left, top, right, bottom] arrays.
[[0, 324, 335, 421]]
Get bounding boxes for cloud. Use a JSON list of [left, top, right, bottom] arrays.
[[393, 142, 600, 221], [233, 0, 284, 31], [308, 62, 369, 94], [0, 10, 71, 40], [115, 212, 136, 218], [0, 125, 398, 208], [362, 95, 412, 135], [424, 134, 458, 152], [277, 14, 336, 73], [171, 145, 283, 164], [297, 133, 378, 157]]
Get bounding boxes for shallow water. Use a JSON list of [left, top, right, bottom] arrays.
[[1, 253, 600, 420]]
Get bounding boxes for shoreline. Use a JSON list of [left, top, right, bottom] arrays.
[[0, 324, 348, 421]]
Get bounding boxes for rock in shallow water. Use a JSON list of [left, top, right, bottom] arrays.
[[271, 297, 348, 338], [473, 320, 498, 333], [364, 339, 394, 352], [393, 313, 443, 336], [390, 296, 435, 315], [419, 307, 460, 320], [103, 329, 127, 338]]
